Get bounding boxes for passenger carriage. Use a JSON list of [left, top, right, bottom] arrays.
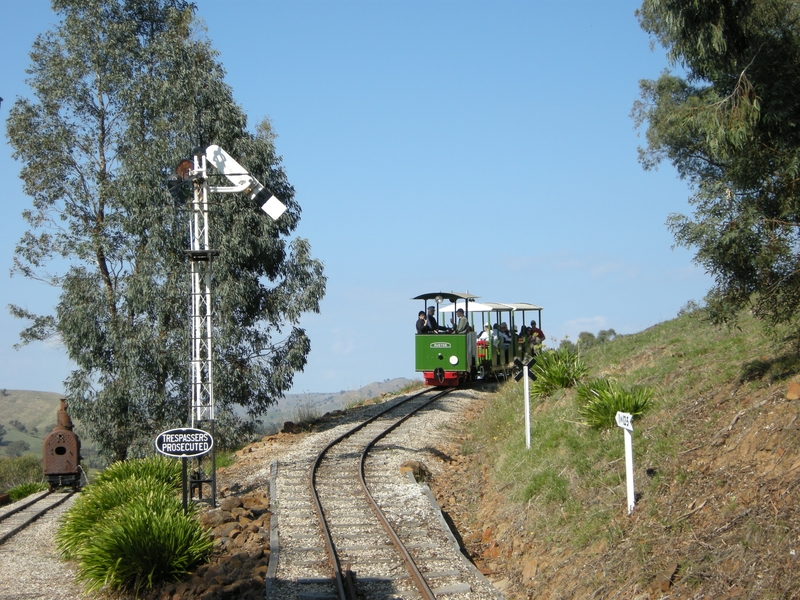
[[413, 292, 543, 386]]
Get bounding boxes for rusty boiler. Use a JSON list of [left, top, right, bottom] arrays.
[[42, 399, 82, 491]]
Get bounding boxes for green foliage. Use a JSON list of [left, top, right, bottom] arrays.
[[57, 456, 211, 594], [522, 468, 569, 504], [6, 0, 326, 463], [0, 423, 6, 444], [575, 378, 653, 429], [7, 482, 48, 502], [529, 348, 589, 396], [5, 440, 31, 458], [91, 456, 181, 489], [73, 489, 212, 594], [633, 0, 800, 337], [0, 455, 43, 493]]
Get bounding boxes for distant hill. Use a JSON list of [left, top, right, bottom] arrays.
[[0, 378, 420, 456], [0, 389, 64, 458], [261, 378, 419, 428]]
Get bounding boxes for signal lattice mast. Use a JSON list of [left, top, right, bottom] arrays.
[[181, 145, 287, 504]]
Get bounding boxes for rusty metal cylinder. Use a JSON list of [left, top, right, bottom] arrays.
[[42, 399, 81, 490]]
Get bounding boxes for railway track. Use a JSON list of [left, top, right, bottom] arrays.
[[0, 489, 75, 545], [266, 386, 503, 599]]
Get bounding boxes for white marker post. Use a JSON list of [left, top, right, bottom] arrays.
[[514, 358, 532, 449], [523, 364, 531, 449], [615, 411, 635, 514]]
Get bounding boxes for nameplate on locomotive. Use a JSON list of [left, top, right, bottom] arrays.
[[429, 342, 452, 349], [155, 427, 214, 458]]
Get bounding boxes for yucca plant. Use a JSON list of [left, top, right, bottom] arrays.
[[529, 348, 589, 397], [91, 456, 182, 489], [59, 455, 213, 595], [56, 476, 174, 559], [74, 490, 213, 594], [576, 377, 652, 429]]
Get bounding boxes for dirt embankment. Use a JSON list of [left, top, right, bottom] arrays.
[[426, 384, 799, 599]]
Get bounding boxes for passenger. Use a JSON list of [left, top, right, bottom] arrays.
[[426, 306, 444, 333], [451, 308, 469, 334], [478, 324, 491, 342], [518, 325, 529, 350], [529, 320, 546, 345], [499, 322, 511, 347], [416, 311, 429, 334], [491, 323, 506, 349]]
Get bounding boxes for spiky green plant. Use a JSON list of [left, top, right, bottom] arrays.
[[576, 378, 652, 429], [529, 348, 589, 397], [91, 456, 182, 489], [7, 481, 47, 502], [73, 490, 212, 594], [56, 476, 175, 559]]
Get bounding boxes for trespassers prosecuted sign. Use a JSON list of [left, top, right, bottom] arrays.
[[155, 427, 213, 458]]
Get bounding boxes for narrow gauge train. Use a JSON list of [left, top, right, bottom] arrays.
[[42, 398, 82, 491], [414, 292, 543, 386]]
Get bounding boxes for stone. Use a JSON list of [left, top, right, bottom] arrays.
[[399, 460, 430, 481], [522, 559, 538, 581], [650, 561, 678, 593], [213, 521, 242, 539], [219, 496, 243, 512], [787, 382, 800, 400]]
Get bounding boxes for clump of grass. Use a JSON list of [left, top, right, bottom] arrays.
[[57, 476, 175, 559], [57, 456, 211, 595], [576, 377, 652, 429], [293, 403, 319, 425], [92, 455, 181, 490], [7, 481, 47, 502], [529, 348, 589, 396], [74, 491, 213, 595]]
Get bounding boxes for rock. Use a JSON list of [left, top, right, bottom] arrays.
[[282, 421, 302, 433], [522, 559, 538, 581], [787, 382, 800, 400], [650, 561, 678, 593], [219, 496, 243, 512], [213, 521, 242, 539], [399, 460, 430, 481]]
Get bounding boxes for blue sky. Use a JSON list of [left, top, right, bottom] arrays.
[[0, 0, 709, 396]]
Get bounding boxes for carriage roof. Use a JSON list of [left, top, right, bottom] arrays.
[[411, 292, 478, 302]]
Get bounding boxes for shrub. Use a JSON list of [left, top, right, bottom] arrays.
[[8, 481, 47, 502], [529, 348, 589, 396], [74, 490, 213, 595], [576, 378, 652, 429], [91, 455, 181, 489], [0, 455, 43, 493], [58, 456, 212, 594], [56, 476, 175, 559]]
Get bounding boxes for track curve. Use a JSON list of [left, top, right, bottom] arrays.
[[266, 386, 503, 600]]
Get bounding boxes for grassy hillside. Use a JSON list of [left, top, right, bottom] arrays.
[[452, 309, 799, 598], [0, 390, 64, 458]]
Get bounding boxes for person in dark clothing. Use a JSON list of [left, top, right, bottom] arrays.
[[426, 306, 443, 333], [416, 311, 429, 334]]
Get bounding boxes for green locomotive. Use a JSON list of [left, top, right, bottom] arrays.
[[413, 292, 543, 386]]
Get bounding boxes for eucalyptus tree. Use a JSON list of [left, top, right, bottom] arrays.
[[634, 0, 800, 333], [6, 0, 326, 462]]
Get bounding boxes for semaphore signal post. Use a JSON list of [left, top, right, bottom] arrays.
[[170, 145, 287, 508]]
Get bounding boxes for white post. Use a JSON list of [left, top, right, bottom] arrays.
[[615, 411, 635, 514], [523, 365, 531, 449]]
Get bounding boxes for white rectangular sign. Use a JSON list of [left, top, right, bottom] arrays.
[[615, 411, 633, 431]]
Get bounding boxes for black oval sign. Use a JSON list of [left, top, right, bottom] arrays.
[[155, 427, 213, 458]]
